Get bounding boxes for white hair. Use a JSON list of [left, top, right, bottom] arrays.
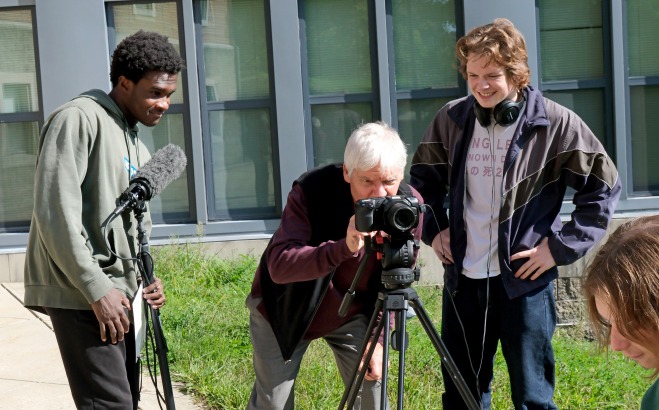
[[343, 122, 407, 177]]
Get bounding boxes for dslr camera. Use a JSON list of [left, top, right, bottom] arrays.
[[354, 195, 422, 236]]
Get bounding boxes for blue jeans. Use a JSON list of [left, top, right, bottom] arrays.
[[440, 275, 557, 410]]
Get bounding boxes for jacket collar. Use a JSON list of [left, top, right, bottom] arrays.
[[523, 86, 550, 129], [447, 85, 551, 130]]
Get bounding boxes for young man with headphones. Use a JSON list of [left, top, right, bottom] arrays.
[[410, 18, 621, 409]]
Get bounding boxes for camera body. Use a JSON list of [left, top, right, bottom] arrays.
[[354, 195, 421, 236]]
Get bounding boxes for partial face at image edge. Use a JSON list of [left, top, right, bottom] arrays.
[[595, 295, 659, 370]]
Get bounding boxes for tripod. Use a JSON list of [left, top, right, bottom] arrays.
[[338, 236, 480, 410]]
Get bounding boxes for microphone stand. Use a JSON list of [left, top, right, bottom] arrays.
[[134, 203, 176, 410]]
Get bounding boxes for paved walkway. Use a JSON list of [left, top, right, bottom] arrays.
[[0, 282, 203, 410]]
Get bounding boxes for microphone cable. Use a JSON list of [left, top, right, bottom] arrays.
[[101, 222, 140, 262], [140, 251, 168, 410], [427, 118, 508, 404], [423, 205, 483, 404], [473, 123, 499, 389]]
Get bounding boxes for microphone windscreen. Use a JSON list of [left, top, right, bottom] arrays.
[[133, 144, 187, 199]]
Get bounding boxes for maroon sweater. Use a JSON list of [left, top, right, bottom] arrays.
[[249, 177, 423, 340]]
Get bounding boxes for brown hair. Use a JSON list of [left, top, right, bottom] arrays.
[[455, 18, 531, 89], [582, 215, 659, 376]]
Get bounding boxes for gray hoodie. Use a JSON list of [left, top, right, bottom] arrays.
[[24, 89, 152, 311]]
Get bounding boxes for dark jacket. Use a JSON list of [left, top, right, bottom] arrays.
[[249, 164, 422, 359], [410, 86, 621, 299]]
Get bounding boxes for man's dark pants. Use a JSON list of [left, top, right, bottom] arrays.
[[46, 307, 138, 410], [440, 275, 558, 410]]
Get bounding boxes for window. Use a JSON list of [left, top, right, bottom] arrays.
[[627, 0, 659, 194], [0, 8, 41, 232], [199, 0, 212, 26], [301, 0, 377, 167], [391, 0, 463, 177], [133, 3, 157, 18], [197, 0, 279, 220], [108, 1, 192, 223], [538, 0, 614, 156]]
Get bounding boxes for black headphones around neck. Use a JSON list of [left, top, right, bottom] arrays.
[[473, 94, 526, 127]]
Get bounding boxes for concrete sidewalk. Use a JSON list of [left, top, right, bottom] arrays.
[[0, 283, 203, 410]]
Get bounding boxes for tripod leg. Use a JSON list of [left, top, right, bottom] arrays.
[[392, 303, 408, 410], [380, 303, 390, 408], [409, 296, 481, 410], [339, 297, 385, 410]]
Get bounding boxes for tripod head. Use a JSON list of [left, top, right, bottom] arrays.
[[354, 195, 423, 289], [369, 233, 420, 289], [338, 232, 420, 317], [339, 196, 424, 317]]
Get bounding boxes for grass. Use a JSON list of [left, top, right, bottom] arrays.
[[150, 242, 652, 409]]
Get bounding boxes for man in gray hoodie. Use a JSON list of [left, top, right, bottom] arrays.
[[24, 31, 185, 409]]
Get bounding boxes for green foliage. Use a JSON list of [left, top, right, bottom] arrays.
[[152, 244, 651, 409], [152, 243, 256, 409]]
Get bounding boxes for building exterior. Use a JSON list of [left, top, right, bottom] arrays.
[[0, 0, 656, 295]]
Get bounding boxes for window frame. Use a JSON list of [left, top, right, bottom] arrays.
[[193, 0, 282, 221], [536, 0, 615, 156], [0, 5, 43, 233], [624, 0, 659, 197], [386, 0, 466, 179], [298, 0, 381, 168]]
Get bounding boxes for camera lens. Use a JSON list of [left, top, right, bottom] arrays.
[[387, 203, 418, 232]]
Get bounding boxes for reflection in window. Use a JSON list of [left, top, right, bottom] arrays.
[[3, 83, 33, 113], [630, 87, 659, 193], [108, 1, 191, 222], [393, 0, 458, 91], [311, 103, 371, 167], [133, 3, 156, 18], [397, 98, 451, 177], [626, 0, 659, 78], [0, 8, 40, 231], [303, 0, 376, 167], [202, 1, 270, 102], [392, 0, 461, 179], [627, 0, 659, 194], [139, 113, 190, 221], [542, 89, 606, 145], [305, 0, 372, 95], [539, 0, 604, 81], [538, 0, 613, 156], [0, 122, 39, 229], [199, 0, 278, 220], [209, 109, 274, 218]]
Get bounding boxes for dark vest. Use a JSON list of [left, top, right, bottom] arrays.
[[298, 164, 355, 245], [260, 163, 411, 360]]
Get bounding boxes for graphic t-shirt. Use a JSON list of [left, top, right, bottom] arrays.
[[463, 114, 519, 279]]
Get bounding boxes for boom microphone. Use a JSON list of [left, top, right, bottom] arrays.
[[108, 144, 187, 220]]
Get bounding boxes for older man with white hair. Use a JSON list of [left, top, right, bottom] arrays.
[[245, 121, 423, 409]]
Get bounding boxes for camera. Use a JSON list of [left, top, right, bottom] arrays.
[[354, 195, 421, 236]]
